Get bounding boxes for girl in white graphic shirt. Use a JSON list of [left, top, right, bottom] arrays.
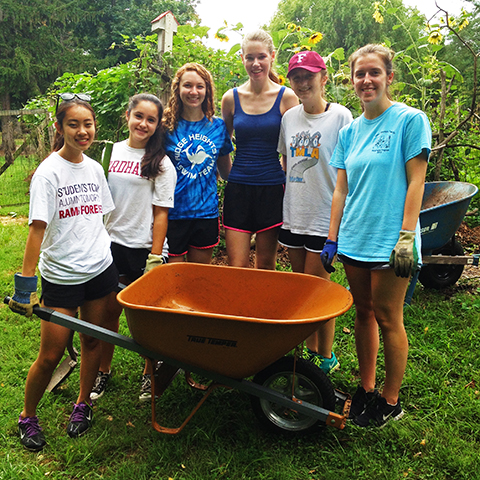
[[10, 96, 119, 451], [92, 94, 176, 403]]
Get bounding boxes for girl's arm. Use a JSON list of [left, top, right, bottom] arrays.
[[402, 154, 428, 230], [280, 87, 300, 115], [22, 220, 47, 276], [150, 206, 169, 256], [217, 154, 232, 181], [327, 169, 348, 242], [221, 90, 235, 138]]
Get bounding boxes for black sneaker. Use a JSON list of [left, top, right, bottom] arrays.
[[353, 396, 404, 428], [18, 415, 46, 451], [90, 371, 111, 401], [67, 402, 93, 438], [139, 374, 151, 403], [348, 386, 380, 419]]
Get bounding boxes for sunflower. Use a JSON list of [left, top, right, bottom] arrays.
[[427, 31, 443, 45], [278, 75, 286, 86], [458, 18, 469, 31], [296, 25, 302, 32], [373, 10, 384, 24], [214, 32, 229, 42], [287, 23, 296, 32], [308, 32, 323, 45]]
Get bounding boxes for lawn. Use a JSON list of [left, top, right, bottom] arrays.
[[1, 214, 479, 480]]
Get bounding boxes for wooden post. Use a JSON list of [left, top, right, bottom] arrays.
[[151, 11, 179, 104]]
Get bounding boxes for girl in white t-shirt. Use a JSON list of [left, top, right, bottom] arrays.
[[10, 96, 119, 451], [92, 94, 176, 403], [278, 51, 353, 375]]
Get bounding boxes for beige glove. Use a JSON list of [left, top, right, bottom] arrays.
[[389, 230, 419, 278], [9, 273, 40, 317], [144, 253, 165, 273]]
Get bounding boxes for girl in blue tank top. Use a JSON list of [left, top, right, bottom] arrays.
[[221, 29, 298, 270]]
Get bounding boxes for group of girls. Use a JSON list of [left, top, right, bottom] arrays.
[[9, 28, 431, 452]]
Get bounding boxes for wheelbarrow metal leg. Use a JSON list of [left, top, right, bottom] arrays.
[[150, 366, 223, 434]]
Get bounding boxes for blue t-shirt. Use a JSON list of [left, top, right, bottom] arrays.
[[164, 116, 233, 220], [228, 86, 286, 185], [330, 102, 432, 262]]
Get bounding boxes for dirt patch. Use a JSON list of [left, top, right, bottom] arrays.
[[457, 222, 480, 252], [0, 215, 28, 226]]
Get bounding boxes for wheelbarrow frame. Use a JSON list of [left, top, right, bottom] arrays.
[[23, 303, 350, 434], [404, 181, 479, 304]]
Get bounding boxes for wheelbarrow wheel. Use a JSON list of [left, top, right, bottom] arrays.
[[419, 238, 464, 289], [250, 356, 336, 435]]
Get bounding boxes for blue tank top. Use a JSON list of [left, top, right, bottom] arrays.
[[228, 86, 286, 185]]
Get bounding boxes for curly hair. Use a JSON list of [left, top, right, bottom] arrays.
[[162, 63, 216, 132]]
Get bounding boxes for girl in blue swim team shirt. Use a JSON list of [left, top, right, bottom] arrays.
[[163, 63, 233, 264]]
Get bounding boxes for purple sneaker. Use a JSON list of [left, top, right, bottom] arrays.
[[18, 415, 46, 451], [67, 402, 93, 438]]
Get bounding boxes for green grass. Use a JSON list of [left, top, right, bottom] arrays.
[[1, 217, 479, 479]]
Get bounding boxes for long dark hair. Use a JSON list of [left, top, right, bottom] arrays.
[[162, 63, 216, 132], [53, 99, 96, 151], [127, 93, 166, 179]]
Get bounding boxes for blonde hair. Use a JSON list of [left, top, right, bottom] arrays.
[[241, 30, 280, 84], [162, 63, 215, 132], [349, 44, 395, 99]]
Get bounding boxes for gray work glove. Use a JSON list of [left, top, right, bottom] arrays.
[[389, 230, 419, 278], [144, 253, 166, 273]]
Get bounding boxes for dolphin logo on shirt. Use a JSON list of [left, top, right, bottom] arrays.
[[185, 144, 212, 167]]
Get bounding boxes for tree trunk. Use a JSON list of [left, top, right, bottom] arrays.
[[1, 91, 16, 165]]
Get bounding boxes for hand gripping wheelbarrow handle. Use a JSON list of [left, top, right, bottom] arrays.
[[3, 296, 141, 354]]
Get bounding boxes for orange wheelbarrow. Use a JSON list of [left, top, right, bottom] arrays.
[[9, 263, 353, 435]]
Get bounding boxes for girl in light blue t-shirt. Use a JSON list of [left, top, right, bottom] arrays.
[[323, 44, 431, 428]]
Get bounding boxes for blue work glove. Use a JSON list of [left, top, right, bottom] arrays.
[[144, 253, 166, 273], [321, 239, 338, 273], [9, 273, 40, 317], [389, 230, 419, 278]]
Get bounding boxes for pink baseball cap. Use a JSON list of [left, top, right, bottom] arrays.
[[287, 51, 326, 77]]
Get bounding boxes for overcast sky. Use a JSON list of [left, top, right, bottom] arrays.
[[195, 0, 472, 50]]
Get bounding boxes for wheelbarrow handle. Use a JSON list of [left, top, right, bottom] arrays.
[[4, 296, 55, 322]]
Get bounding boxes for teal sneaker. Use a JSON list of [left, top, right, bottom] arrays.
[[302, 348, 340, 374]]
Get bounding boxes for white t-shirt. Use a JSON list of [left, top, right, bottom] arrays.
[[278, 103, 353, 236], [29, 152, 115, 285], [104, 140, 177, 250]]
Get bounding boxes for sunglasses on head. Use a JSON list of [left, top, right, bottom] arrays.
[[55, 93, 92, 114]]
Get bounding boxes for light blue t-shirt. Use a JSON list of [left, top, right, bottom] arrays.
[[330, 102, 432, 262], [164, 116, 233, 220]]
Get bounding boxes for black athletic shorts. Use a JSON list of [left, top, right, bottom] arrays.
[[111, 242, 150, 283], [338, 254, 390, 270], [222, 182, 284, 234], [41, 262, 119, 308], [167, 217, 219, 256], [278, 229, 327, 254]]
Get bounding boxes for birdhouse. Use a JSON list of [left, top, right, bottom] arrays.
[[151, 11, 179, 54]]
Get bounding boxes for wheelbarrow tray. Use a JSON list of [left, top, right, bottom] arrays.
[[420, 181, 478, 253], [117, 263, 353, 379]]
